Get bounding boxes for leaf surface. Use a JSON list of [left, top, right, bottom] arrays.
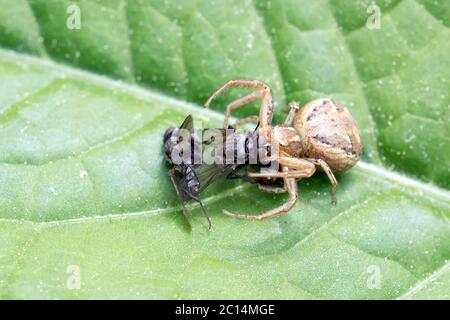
[[0, 0, 448, 299]]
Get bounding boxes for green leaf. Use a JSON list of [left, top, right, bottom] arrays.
[[0, 0, 449, 299]]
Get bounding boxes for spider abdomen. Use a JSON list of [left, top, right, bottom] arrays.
[[294, 98, 362, 172]]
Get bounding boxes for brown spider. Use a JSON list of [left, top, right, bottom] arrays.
[[204, 80, 362, 220]]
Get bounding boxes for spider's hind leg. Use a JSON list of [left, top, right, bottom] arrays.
[[223, 166, 298, 220], [305, 158, 338, 204], [257, 183, 286, 194]]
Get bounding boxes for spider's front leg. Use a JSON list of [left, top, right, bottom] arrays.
[[204, 80, 274, 131], [234, 115, 259, 128], [221, 90, 264, 129]]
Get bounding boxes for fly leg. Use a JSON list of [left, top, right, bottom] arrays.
[[169, 169, 191, 227], [182, 188, 212, 229], [226, 164, 255, 184]]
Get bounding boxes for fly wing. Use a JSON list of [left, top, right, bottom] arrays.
[[169, 169, 191, 225], [179, 114, 193, 131], [193, 127, 232, 192], [173, 120, 233, 197], [194, 163, 232, 194]]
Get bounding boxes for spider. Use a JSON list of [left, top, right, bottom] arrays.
[[204, 80, 362, 220]]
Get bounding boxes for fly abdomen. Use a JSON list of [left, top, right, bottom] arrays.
[[184, 165, 200, 193]]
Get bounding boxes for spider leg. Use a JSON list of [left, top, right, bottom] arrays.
[[204, 80, 269, 107], [204, 80, 274, 131], [221, 90, 264, 129], [248, 157, 316, 179], [305, 158, 338, 204], [284, 101, 300, 126], [257, 183, 286, 194], [223, 166, 298, 220], [248, 170, 309, 179], [234, 115, 259, 128]]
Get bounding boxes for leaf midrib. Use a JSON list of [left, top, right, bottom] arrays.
[[398, 260, 450, 299]]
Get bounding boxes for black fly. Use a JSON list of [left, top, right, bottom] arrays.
[[164, 115, 266, 228], [164, 115, 229, 228]]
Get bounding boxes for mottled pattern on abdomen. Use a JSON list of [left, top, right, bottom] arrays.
[[294, 98, 362, 172]]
